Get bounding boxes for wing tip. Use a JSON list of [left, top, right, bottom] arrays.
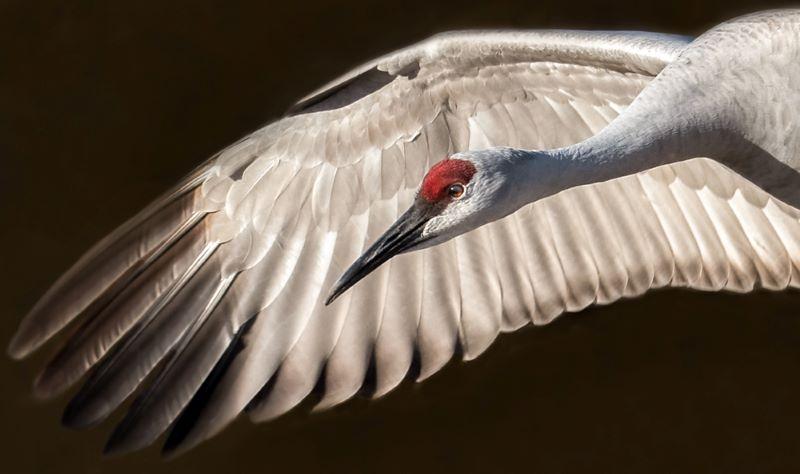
[[31, 363, 76, 401], [7, 339, 27, 361], [161, 431, 202, 460], [102, 422, 150, 457], [102, 435, 127, 457], [61, 395, 104, 430], [9, 301, 69, 360], [7, 327, 37, 360], [161, 444, 188, 461]]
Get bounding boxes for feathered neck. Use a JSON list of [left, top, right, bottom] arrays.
[[511, 112, 717, 204], [524, 9, 800, 206]]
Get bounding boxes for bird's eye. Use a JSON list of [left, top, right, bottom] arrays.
[[447, 183, 465, 199]]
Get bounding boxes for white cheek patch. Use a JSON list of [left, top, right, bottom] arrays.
[[421, 216, 447, 237], [422, 199, 476, 238]]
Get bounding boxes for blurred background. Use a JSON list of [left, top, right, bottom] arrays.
[[2, 0, 800, 472]]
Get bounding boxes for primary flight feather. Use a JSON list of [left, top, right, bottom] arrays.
[[9, 9, 800, 456]]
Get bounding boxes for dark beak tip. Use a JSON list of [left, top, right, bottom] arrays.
[[324, 279, 348, 306], [323, 203, 431, 305], [323, 292, 337, 306]]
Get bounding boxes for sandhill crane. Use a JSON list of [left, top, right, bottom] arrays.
[[8, 9, 800, 457]]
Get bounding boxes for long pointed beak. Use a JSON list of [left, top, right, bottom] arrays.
[[325, 204, 433, 305]]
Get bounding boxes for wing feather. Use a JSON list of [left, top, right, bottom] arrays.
[[638, 166, 705, 286], [370, 191, 425, 398], [667, 166, 730, 290], [728, 190, 792, 289], [28, 30, 800, 459], [103, 249, 237, 455], [545, 192, 601, 312], [416, 241, 462, 381], [518, 203, 570, 325], [61, 236, 221, 428], [567, 185, 629, 304], [35, 217, 216, 399], [485, 216, 536, 331], [9, 175, 211, 360]]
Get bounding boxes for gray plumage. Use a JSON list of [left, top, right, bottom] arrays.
[[9, 10, 800, 456]]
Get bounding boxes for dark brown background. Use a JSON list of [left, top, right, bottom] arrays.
[[2, 1, 800, 472]]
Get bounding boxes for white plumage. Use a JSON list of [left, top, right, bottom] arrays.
[[9, 10, 800, 456]]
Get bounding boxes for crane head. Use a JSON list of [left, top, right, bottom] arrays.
[[326, 148, 522, 305]]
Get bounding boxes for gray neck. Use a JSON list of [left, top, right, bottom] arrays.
[[517, 9, 800, 208], [519, 112, 732, 199]]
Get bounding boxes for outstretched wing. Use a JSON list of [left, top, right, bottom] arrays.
[[9, 30, 701, 455]]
